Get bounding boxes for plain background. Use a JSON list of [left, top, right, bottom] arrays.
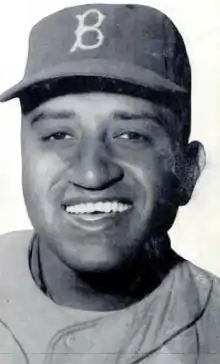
[[0, 0, 219, 275]]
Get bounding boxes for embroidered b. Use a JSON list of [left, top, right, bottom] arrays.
[[70, 9, 106, 53]]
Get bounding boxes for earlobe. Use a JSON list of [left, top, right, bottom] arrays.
[[179, 141, 206, 206]]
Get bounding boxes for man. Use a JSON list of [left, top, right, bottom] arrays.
[[0, 3, 219, 364]]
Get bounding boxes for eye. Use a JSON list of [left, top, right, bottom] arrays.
[[115, 131, 150, 142], [43, 132, 73, 141]]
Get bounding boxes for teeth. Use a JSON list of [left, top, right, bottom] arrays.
[[86, 203, 94, 213], [112, 201, 118, 213], [65, 201, 131, 215], [105, 202, 112, 213]]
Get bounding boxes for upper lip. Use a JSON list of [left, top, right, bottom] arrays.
[[62, 196, 133, 207]]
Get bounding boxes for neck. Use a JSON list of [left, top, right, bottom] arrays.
[[31, 235, 181, 311]]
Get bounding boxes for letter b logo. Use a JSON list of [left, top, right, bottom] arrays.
[[70, 9, 106, 53]]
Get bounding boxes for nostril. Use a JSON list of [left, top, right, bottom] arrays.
[[68, 158, 124, 191]]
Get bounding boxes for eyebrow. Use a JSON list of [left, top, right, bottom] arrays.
[[30, 111, 76, 125], [113, 111, 163, 126], [30, 110, 165, 128]]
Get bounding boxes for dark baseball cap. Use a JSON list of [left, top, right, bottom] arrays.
[[0, 4, 191, 102]]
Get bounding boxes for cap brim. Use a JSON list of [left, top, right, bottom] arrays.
[[0, 59, 186, 102]]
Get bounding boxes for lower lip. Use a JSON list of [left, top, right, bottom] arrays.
[[67, 212, 118, 221], [63, 208, 133, 231]]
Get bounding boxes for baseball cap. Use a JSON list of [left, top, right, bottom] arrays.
[[0, 4, 191, 102]]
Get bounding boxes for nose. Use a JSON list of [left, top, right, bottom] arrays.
[[69, 141, 124, 191]]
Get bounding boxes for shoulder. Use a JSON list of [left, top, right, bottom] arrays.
[[0, 230, 34, 284], [0, 230, 33, 253], [0, 229, 33, 244], [184, 261, 220, 356], [171, 258, 220, 319], [186, 260, 220, 293], [0, 229, 34, 258], [183, 260, 220, 304]]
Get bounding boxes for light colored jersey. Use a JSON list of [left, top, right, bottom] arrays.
[[0, 230, 219, 364]]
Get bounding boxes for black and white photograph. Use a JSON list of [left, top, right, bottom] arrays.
[[0, 1, 219, 363]]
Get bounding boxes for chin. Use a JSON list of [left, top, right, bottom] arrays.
[[64, 251, 124, 274]]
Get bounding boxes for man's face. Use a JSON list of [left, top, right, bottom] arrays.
[[21, 92, 183, 272]]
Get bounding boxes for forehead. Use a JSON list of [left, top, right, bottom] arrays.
[[28, 92, 166, 117]]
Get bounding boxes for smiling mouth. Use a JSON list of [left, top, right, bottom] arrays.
[[63, 201, 132, 221]]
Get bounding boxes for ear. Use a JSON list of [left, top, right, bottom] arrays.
[[178, 141, 206, 206]]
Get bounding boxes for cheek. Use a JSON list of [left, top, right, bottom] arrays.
[[113, 135, 174, 182], [123, 149, 169, 191], [121, 147, 175, 220], [22, 142, 67, 203]]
